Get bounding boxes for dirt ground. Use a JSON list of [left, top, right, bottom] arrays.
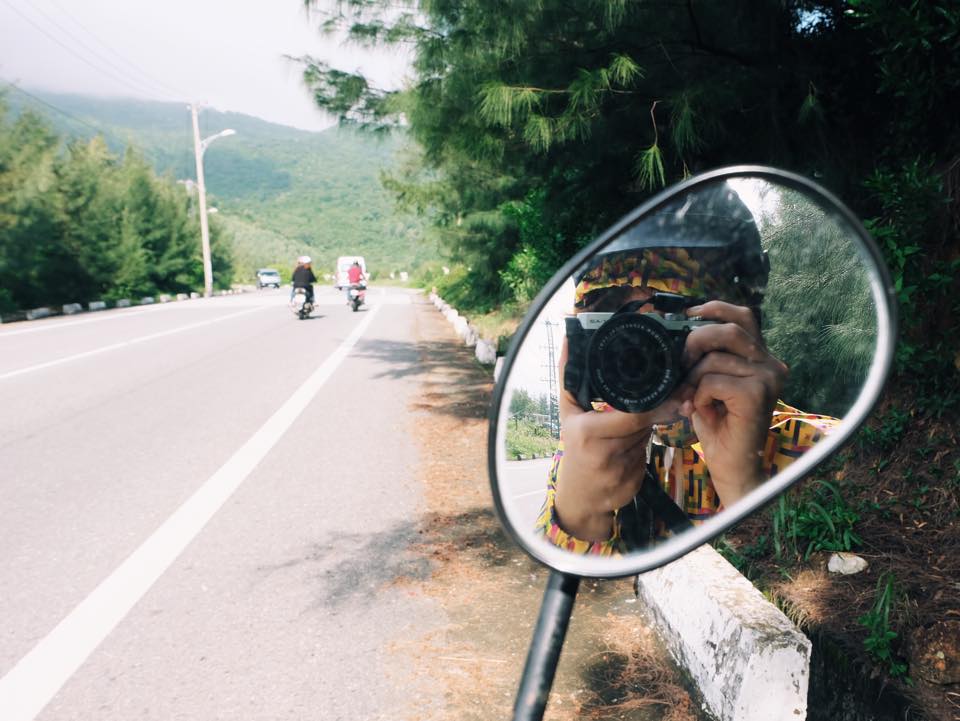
[[386, 296, 700, 721]]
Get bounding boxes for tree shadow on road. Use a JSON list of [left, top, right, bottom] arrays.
[[354, 337, 492, 420]]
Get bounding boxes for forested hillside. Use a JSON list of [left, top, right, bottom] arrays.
[[0, 104, 234, 313], [4, 90, 433, 280]]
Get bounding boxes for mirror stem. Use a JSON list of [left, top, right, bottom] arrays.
[[513, 570, 580, 721]]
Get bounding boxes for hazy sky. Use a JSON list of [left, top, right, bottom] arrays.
[[0, 0, 411, 131]]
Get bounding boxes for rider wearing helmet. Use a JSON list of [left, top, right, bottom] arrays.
[[535, 182, 839, 554], [291, 255, 317, 303]]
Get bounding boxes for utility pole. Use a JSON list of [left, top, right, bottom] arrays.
[[190, 104, 213, 298], [543, 319, 561, 439], [189, 104, 235, 298]]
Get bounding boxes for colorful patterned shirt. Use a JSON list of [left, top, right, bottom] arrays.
[[534, 401, 840, 555]]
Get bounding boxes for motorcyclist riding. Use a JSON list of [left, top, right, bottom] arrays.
[[291, 256, 317, 303], [345, 261, 365, 303]]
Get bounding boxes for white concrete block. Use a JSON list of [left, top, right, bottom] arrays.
[[453, 316, 469, 338], [88, 301, 107, 311], [141, 297, 155, 305], [26, 307, 51, 320], [190, 292, 200, 299], [464, 325, 479, 347], [115, 299, 131, 308], [476, 340, 497, 366], [62, 303, 84, 315], [159, 294, 172, 303], [635, 545, 810, 721], [175, 293, 188, 301]]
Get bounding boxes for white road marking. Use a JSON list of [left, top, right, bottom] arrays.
[[512, 488, 549, 499], [0, 305, 381, 721], [0, 308, 157, 337], [0, 307, 267, 381]]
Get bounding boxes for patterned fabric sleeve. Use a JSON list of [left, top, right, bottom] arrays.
[[534, 401, 841, 555], [533, 444, 623, 556]]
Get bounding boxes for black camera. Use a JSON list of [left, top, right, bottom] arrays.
[[563, 292, 716, 413]]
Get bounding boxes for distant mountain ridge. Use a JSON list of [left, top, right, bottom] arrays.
[[3, 88, 432, 279]]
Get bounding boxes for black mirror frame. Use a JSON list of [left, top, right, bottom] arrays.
[[487, 166, 898, 579]]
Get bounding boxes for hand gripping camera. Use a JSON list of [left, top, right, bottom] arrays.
[[563, 292, 716, 413]]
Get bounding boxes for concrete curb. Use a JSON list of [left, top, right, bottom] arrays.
[[636, 545, 810, 721], [430, 291, 498, 366], [0, 286, 254, 325]]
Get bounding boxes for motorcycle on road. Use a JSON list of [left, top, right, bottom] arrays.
[[487, 166, 897, 721], [290, 287, 314, 320], [347, 283, 366, 312]]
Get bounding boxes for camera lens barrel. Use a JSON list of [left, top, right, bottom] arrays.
[[586, 313, 683, 412]]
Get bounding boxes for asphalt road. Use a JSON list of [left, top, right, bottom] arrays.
[[498, 459, 553, 530], [0, 286, 449, 721]]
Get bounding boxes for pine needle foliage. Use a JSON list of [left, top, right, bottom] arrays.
[[635, 143, 666, 191], [300, 0, 960, 332]]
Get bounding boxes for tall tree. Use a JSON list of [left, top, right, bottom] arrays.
[[301, 0, 959, 347]]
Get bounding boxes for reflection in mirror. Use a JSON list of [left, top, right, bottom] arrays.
[[497, 176, 880, 559]]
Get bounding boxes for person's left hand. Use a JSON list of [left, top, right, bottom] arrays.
[[677, 301, 788, 506]]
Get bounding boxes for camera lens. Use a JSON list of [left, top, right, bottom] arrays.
[[586, 313, 680, 412]]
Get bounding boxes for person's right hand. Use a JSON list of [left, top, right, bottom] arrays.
[[553, 341, 683, 542]]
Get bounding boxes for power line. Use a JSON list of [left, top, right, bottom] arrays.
[[2, 80, 166, 168], [0, 0, 181, 102], [43, 0, 191, 101], [1, 80, 103, 133]]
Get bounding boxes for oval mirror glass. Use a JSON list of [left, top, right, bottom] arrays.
[[489, 168, 896, 578]]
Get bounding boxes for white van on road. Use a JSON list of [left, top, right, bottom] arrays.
[[334, 256, 366, 289]]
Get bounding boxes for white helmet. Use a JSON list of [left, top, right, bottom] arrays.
[[297, 255, 311, 264]]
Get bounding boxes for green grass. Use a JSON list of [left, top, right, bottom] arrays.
[[858, 573, 909, 679], [772, 480, 862, 560], [505, 418, 558, 459]]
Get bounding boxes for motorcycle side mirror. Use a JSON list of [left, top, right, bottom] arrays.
[[487, 167, 897, 720]]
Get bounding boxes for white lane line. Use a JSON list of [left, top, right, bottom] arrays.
[[0, 307, 267, 381], [512, 488, 549, 500], [0, 305, 381, 721], [0, 308, 157, 337]]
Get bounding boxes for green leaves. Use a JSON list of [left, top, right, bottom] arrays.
[[477, 84, 542, 127], [302, 0, 960, 330], [772, 480, 862, 560], [858, 572, 909, 679], [476, 51, 644, 154], [634, 143, 666, 191], [0, 108, 234, 311], [608, 53, 643, 86]]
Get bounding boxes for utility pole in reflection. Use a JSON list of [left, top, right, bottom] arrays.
[[543, 319, 561, 439]]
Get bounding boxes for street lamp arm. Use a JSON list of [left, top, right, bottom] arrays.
[[200, 128, 237, 154]]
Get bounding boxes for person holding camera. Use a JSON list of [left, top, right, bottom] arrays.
[[535, 184, 838, 554]]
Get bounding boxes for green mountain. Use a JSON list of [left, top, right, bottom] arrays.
[[3, 88, 434, 281]]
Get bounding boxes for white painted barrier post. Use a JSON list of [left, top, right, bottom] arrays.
[[635, 545, 810, 721]]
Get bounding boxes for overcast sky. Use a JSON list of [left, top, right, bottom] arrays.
[[0, 0, 411, 131]]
